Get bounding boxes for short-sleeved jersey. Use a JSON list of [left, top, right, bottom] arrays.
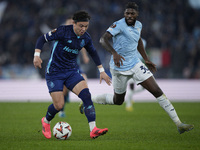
[[107, 18, 142, 71], [44, 25, 97, 74]]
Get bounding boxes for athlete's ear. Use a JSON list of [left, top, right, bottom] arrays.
[[73, 20, 77, 26], [72, 20, 75, 24]]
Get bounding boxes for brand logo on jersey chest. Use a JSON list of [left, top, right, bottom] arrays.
[[67, 40, 72, 43]]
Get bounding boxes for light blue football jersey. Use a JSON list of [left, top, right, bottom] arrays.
[[107, 18, 142, 71]]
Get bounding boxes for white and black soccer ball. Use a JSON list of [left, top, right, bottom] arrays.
[[53, 121, 72, 140]]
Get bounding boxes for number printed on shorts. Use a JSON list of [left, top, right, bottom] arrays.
[[140, 65, 149, 74]]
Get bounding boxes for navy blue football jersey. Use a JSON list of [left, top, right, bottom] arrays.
[[43, 25, 100, 73]]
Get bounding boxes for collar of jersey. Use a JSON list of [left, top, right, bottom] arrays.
[[72, 28, 81, 39]]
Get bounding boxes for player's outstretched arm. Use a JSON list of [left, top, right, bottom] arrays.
[[33, 49, 42, 69], [100, 32, 125, 67], [98, 65, 111, 86]]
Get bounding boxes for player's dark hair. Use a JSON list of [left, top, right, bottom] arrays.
[[73, 10, 91, 23], [126, 2, 138, 11]]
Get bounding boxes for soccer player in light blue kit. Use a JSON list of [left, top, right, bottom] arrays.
[[33, 11, 111, 139], [91, 2, 194, 134]]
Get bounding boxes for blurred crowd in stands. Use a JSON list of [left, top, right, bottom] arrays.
[[0, 0, 200, 79]]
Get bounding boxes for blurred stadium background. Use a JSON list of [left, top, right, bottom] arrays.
[[0, 0, 200, 101]]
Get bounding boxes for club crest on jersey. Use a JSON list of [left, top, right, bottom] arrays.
[[80, 39, 85, 47]]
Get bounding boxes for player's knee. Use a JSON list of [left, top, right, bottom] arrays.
[[113, 94, 125, 105], [114, 96, 124, 105], [54, 101, 65, 111]]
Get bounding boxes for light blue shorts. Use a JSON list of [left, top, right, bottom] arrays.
[[110, 62, 153, 94]]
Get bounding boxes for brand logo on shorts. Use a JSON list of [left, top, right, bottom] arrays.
[[50, 81, 55, 88]]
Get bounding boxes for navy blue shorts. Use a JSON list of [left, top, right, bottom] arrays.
[[45, 69, 84, 93], [78, 66, 84, 74]]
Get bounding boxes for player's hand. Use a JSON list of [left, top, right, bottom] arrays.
[[99, 72, 111, 86], [33, 56, 43, 69], [113, 52, 125, 67], [145, 60, 157, 72]]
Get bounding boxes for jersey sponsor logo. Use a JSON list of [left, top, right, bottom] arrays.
[[63, 46, 78, 54]]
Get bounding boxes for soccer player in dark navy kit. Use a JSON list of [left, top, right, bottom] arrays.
[[33, 11, 111, 139]]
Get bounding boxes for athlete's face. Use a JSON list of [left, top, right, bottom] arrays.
[[124, 8, 138, 26], [73, 21, 89, 36]]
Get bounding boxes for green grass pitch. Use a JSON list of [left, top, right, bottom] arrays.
[[0, 102, 199, 150]]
